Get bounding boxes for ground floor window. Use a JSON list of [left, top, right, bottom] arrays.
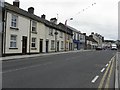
[[51, 40, 55, 50], [10, 35, 17, 48], [31, 38, 36, 48]]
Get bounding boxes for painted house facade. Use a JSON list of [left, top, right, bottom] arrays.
[[2, 1, 70, 56]]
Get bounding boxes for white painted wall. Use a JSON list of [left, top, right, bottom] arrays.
[[5, 12, 30, 54]]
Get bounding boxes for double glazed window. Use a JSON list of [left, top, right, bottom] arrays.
[[32, 21, 37, 32], [11, 15, 18, 28], [51, 40, 55, 49], [49, 28, 53, 36], [10, 35, 17, 48], [60, 32, 63, 38], [31, 38, 36, 48]]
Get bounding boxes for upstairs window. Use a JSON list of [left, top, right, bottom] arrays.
[[60, 32, 63, 38], [49, 28, 53, 36], [11, 15, 18, 28], [32, 21, 37, 32]]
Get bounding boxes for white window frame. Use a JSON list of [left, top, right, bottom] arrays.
[[49, 28, 53, 36], [51, 40, 55, 50], [10, 35, 17, 48], [31, 38, 36, 48], [32, 21, 37, 32], [60, 32, 63, 38], [11, 14, 18, 28]]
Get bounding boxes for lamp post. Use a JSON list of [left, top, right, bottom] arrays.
[[64, 18, 73, 51]]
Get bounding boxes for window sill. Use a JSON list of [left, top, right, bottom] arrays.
[[49, 34, 54, 36], [9, 48, 18, 49], [31, 48, 37, 50], [10, 27, 19, 30], [31, 31, 37, 34], [51, 48, 55, 50]]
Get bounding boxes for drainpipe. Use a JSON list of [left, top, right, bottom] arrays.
[[29, 20, 31, 54]]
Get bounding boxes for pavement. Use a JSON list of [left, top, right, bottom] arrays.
[[0, 50, 91, 61], [2, 50, 116, 88], [116, 51, 120, 89]]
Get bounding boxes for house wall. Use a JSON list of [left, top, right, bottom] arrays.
[[5, 12, 30, 54]]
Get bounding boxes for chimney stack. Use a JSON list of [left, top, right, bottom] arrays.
[[28, 7, 34, 14], [50, 18, 57, 24], [83, 33, 86, 36], [41, 14, 46, 19], [13, 0, 20, 8]]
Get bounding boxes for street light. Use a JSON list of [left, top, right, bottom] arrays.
[[64, 18, 73, 51]]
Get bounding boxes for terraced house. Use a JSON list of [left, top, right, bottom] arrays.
[[1, 0, 73, 56]]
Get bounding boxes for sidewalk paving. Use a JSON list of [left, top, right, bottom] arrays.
[[0, 50, 91, 61], [118, 52, 120, 88], [115, 52, 120, 89]]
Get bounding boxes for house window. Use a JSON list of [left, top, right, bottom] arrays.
[[32, 21, 37, 32], [49, 28, 53, 36], [51, 40, 55, 50], [31, 38, 36, 48], [61, 41, 64, 49], [60, 32, 63, 38], [10, 35, 17, 48], [11, 14, 18, 28]]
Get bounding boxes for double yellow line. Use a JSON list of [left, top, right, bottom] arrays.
[[98, 55, 115, 89]]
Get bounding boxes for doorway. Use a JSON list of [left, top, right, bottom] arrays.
[[46, 40, 49, 53], [57, 41, 59, 52], [39, 39, 43, 53], [22, 36, 27, 54]]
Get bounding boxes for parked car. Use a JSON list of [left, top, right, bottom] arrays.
[[96, 46, 102, 50], [111, 44, 117, 50]]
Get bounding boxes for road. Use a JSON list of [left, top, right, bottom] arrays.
[[2, 50, 116, 88]]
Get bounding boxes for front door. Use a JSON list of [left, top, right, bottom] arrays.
[[22, 36, 27, 54], [57, 41, 59, 51], [46, 40, 49, 53], [40, 39, 43, 53]]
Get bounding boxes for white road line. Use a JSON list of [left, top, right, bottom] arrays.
[[91, 76, 99, 83], [106, 64, 108, 67], [101, 68, 105, 73]]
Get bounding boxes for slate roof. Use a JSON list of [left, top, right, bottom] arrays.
[[4, 2, 72, 35]]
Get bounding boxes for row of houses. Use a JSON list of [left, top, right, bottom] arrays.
[[0, 0, 104, 56]]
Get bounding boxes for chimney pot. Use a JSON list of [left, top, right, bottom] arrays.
[[41, 14, 46, 19], [28, 7, 34, 14], [13, 0, 20, 7]]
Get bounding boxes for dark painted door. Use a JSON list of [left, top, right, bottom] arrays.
[[22, 36, 27, 54], [46, 41, 49, 53], [40, 39, 43, 53], [57, 41, 59, 51]]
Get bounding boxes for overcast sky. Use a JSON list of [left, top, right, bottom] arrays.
[[5, 0, 119, 40]]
